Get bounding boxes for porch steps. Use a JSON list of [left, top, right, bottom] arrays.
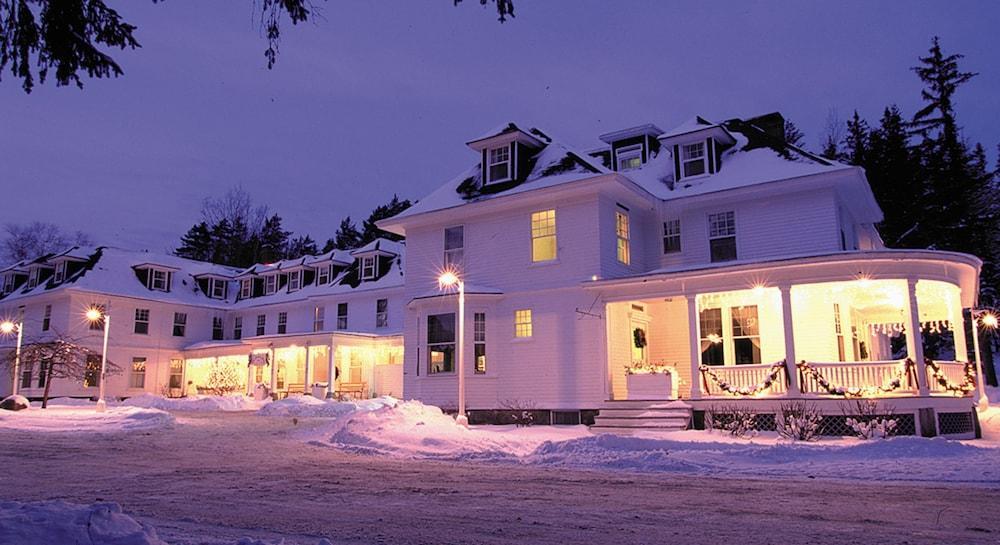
[[589, 400, 692, 435]]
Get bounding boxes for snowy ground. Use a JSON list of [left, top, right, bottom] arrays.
[[0, 394, 998, 543], [0, 404, 174, 433]]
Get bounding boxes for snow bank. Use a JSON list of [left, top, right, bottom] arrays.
[[0, 406, 174, 433], [122, 393, 264, 412], [34, 396, 100, 407], [317, 401, 588, 459], [0, 501, 167, 545], [257, 395, 397, 418]]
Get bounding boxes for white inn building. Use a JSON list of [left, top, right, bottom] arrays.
[[1, 112, 985, 438]]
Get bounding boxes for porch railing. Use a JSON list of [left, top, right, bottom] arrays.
[[925, 360, 975, 395], [797, 360, 916, 397], [700, 361, 788, 397]]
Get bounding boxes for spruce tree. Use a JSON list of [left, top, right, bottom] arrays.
[[361, 195, 412, 244], [866, 106, 920, 247], [256, 215, 290, 263], [176, 222, 213, 262], [285, 235, 319, 259], [326, 218, 363, 251]]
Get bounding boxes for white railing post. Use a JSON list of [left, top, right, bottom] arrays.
[[953, 307, 969, 362], [779, 284, 800, 396], [326, 340, 337, 399], [906, 278, 929, 396], [303, 342, 312, 395], [686, 294, 701, 400]]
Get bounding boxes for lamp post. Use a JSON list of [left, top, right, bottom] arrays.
[[85, 306, 111, 413], [970, 309, 996, 411], [438, 271, 467, 426], [0, 320, 23, 397]]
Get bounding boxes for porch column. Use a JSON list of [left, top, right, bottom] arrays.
[[952, 307, 969, 362], [778, 284, 801, 395], [246, 361, 254, 396], [326, 340, 337, 399], [906, 278, 929, 395], [303, 343, 312, 395], [686, 294, 701, 400], [269, 344, 277, 392]]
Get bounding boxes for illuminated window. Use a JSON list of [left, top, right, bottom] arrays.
[[444, 226, 464, 270], [427, 313, 455, 374], [663, 219, 681, 254], [474, 312, 486, 374], [83, 354, 101, 387], [616, 144, 642, 171], [708, 211, 736, 262], [168, 359, 184, 390], [514, 309, 532, 338], [277, 312, 287, 334], [731, 306, 761, 365], [172, 312, 187, 337], [487, 145, 511, 183], [129, 357, 146, 389], [530, 210, 557, 262], [616, 210, 630, 265], [134, 308, 149, 335], [699, 308, 724, 366], [681, 142, 706, 178], [834, 303, 846, 362], [376, 299, 388, 328]]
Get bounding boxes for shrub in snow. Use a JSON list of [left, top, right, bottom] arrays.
[[706, 404, 758, 439], [0, 395, 29, 411], [498, 399, 537, 427], [841, 399, 898, 440], [205, 360, 243, 397], [776, 401, 822, 442]]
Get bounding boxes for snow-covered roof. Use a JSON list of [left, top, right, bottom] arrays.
[[350, 238, 403, 256], [382, 113, 853, 226]]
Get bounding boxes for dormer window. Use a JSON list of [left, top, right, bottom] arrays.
[[150, 269, 170, 292], [361, 256, 377, 280], [682, 142, 707, 178], [288, 270, 302, 292], [264, 275, 277, 295], [616, 144, 643, 171], [487, 146, 511, 184], [209, 278, 227, 299], [53, 261, 67, 284], [27, 268, 39, 289], [240, 279, 252, 299], [1, 274, 13, 294], [317, 265, 330, 285]]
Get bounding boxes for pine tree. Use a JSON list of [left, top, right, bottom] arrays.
[[175, 222, 213, 262], [256, 215, 290, 263], [285, 235, 318, 259], [326, 218, 363, 251], [842, 111, 870, 166], [360, 195, 412, 244], [783, 120, 805, 148], [866, 106, 920, 247]]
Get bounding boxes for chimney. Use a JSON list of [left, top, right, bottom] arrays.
[[746, 112, 786, 143]]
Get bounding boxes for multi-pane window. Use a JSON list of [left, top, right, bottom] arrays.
[[663, 219, 681, 254], [514, 309, 532, 338], [210, 278, 226, 299], [317, 265, 331, 285], [615, 210, 630, 265], [83, 354, 101, 387], [313, 306, 325, 332], [2, 274, 14, 294], [212, 316, 224, 340], [427, 313, 456, 374], [172, 312, 187, 337], [834, 304, 846, 362], [150, 269, 169, 292], [168, 359, 184, 391], [337, 303, 348, 330], [444, 226, 464, 270], [265, 275, 277, 295], [53, 261, 66, 284], [129, 357, 147, 389], [20, 362, 32, 388], [42, 304, 51, 331], [474, 312, 486, 374], [88, 305, 106, 331], [233, 316, 243, 339], [288, 270, 301, 292], [256, 314, 266, 336], [37, 359, 49, 388], [731, 306, 761, 365], [361, 256, 377, 280], [376, 299, 388, 328], [277, 312, 287, 334], [240, 279, 252, 299], [487, 145, 511, 183], [708, 211, 737, 262], [26, 268, 38, 289], [699, 308, 724, 365], [530, 210, 557, 262], [681, 142, 707, 178], [616, 144, 642, 171], [134, 308, 150, 335]]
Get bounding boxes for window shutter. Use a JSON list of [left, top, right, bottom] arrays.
[[673, 144, 681, 179], [481, 149, 488, 182], [707, 138, 716, 174]]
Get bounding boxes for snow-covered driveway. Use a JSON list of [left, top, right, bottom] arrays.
[[0, 411, 997, 545]]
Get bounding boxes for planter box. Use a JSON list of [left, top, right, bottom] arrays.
[[626, 372, 674, 400]]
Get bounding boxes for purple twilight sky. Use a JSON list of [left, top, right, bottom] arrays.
[[1, 1, 997, 253]]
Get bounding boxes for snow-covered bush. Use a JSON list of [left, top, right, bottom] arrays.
[[205, 361, 242, 397], [499, 399, 537, 427], [776, 401, 822, 442], [706, 404, 758, 439], [0, 394, 30, 411], [841, 399, 898, 440]]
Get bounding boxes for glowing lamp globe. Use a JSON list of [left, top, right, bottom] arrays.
[[983, 313, 999, 329], [438, 271, 460, 289], [85, 308, 103, 322], [0, 321, 14, 334]]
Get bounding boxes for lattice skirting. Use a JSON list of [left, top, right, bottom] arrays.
[[937, 411, 975, 435], [707, 412, 917, 436]]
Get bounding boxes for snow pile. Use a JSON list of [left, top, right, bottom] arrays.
[[0, 406, 174, 433], [35, 396, 101, 407], [0, 394, 29, 411], [0, 501, 167, 545], [318, 401, 588, 459], [258, 395, 398, 418], [122, 393, 264, 412]]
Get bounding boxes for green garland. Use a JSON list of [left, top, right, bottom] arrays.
[[699, 360, 786, 396], [924, 359, 976, 394], [796, 359, 913, 398]]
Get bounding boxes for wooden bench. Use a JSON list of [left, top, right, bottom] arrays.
[[337, 382, 368, 400]]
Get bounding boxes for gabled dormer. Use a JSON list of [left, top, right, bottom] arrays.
[[465, 123, 546, 189], [193, 272, 232, 300], [598, 124, 664, 172], [49, 254, 87, 285], [306, 251, 352, 286], [0, 261, 29, 296], [659, 116, 736, 183], [347, 239, 401, 284], [25, 262, 54, 289], [132, 262, 179, 293]]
